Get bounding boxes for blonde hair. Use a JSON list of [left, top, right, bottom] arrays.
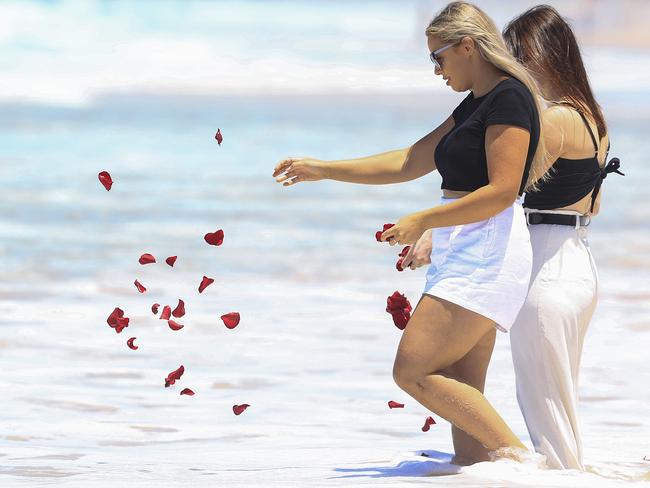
[[426, 1, 547, 191]]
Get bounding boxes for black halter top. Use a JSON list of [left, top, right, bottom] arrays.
[[524, 109, 623, 212]]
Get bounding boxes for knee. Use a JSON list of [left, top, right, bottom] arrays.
[[392, 361, 426, 394]]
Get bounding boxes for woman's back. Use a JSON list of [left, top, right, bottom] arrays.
[[526, 104, 610, 215]]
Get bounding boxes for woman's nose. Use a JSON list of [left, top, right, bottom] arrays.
[[434, 65, 442, 76]]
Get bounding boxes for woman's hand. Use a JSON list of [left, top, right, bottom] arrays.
[[401, 229, 433, 270], [273, 157, 327, 186], [381, 212, 427, 246]]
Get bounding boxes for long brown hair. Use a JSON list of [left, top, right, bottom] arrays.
[[503, 4, 607, 139]]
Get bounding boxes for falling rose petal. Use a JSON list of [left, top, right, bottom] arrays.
[[107, 307, 130, 333], [391, 310, 411, 330], [396, 258, 405, 272], [127, 337, 138, 350], [165, 255, 177, 267], [164, 365, 184, 387], [168, 320, 184, 331], [151, 303, 160, 314], [232, 404, 250, 416], [180, 388, 195, 396], [134, 279, 147, 293], [171, 299, 185, 318], [375, 223, 395, 242], [386, 291, 412, 313], [138, 253, 156, 265], [388, 401, 405, 409], [159, 305, 171, 320], [421, 416, 437, 432], [98, 171, 113, 191], [204, 229, 224, 246], [221, 312, 240, 329], [386, 291, 412, 330], [215, 128, 223, 145], [198, 276, 215, 293]]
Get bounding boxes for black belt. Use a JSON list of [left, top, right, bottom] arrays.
[[526, 212, 591, 226]]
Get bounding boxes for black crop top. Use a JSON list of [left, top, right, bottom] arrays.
[[434, 77, 540, 196], [523, 109, 624, 212]]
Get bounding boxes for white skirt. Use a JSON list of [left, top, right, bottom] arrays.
[[423, 197, 532, 332]]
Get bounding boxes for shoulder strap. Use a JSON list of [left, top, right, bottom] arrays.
[[575, 111, 599, 156]]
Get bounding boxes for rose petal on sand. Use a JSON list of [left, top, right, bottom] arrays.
[[421, 416, 436, 432], [221, 312, 240, 329], [165, 365, 184, 387], [98, 171, 113, 191], [160, 305, 171, 320], [180, 388, 195, 396], [107, 307, 130, 333], [165, 256, 177, 267], [388, 401, 404, 409], [127, 337, 138, 350], [138, 253, 156, 265], [232, 404, 250, 416], [198, 276, 215, 293], [375, 223, 394, 242], [204, 229, 224, 246], [134, 280, 147, 293], [151, 303, 160, 314], [168, 320, 184, 331], [215, 128, 223, 145], [172, 299, 185, 318]]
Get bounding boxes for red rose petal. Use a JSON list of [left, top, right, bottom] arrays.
[[138, 253, 156, 265], [160, 305, 171, 320], [165, 365, 184, 387], [388, 400, 404, 409], [396, 258, 405, 272], [391, 310, 411, 330], [386, 291, 412, 330], [168, 320, 184, 331], [107, 307, 130, 333], [375, 223, 394, 242], [399, 246, 411, 258], [98, 171, 113, 191], [127, 337, 138, 350], [215, 128, 223, 145], [180, 388, 195, 396], [134, 279, 147, 293], [204, 229, 224, 246], [221, 312, 240, 329], [152, 303, 160, 314], [171, 299, 185, 318], [421, 416, 436, 432], [165, 256, 177, 267], [198, 276, 215, 293], [232, 404, 250, 415]]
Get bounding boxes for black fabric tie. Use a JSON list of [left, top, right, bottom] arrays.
[[591, 157, 624, 212]]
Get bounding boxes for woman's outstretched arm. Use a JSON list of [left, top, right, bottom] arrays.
[[273, 116, 454, 186]]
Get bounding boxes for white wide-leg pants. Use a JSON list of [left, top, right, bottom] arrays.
[[510, 212, 599, 470]]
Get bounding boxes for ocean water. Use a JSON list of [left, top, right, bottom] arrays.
[[1, 1, 649, 487]]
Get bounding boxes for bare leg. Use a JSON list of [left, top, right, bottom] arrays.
[[444, 328, 496, 465], [393, 295, 525, 453]]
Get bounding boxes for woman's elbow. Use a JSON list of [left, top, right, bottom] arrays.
[[491, 183, 519, 208]]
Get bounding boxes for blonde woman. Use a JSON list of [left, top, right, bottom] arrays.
[[273, 2, 544, 464]]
